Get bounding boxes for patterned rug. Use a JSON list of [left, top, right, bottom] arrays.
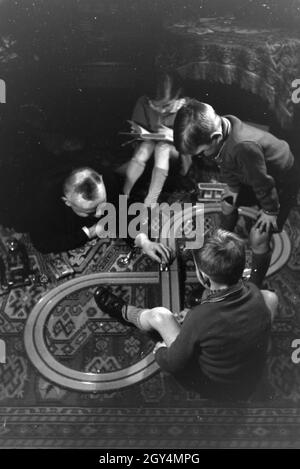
[[1, 203, 300, 448]]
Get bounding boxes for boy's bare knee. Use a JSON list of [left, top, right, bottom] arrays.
[[155, 141, 172, 153], [250, 226, 270, 253], [261, 289, 278, 320], [262, 290, 278, 308], [148, 307, 173, 326], [134, 142, 154, 162], [133, 152, 150, 164]]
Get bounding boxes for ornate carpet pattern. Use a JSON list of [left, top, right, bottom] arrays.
[[0, 204, 300, 448]]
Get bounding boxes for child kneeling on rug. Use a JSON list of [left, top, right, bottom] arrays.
[[94, 229, 277, 401], [173, 99, 300, 288]]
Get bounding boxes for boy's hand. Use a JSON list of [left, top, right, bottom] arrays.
[[157, 125, 174, 142], [135, 234, 174, 264], [87, 219, 109, 238], [174, 309, 189, 324], [254, 210, 278, 233], [128, 120, 144, 134], [142, 239, 172, 264]]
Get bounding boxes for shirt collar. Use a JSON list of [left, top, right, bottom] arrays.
[[201, 280, 244, 304], [212, 117, 231, 165]]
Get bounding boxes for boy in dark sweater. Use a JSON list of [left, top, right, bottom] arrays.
[[29, 164, 170, 264], [173, 99, 300, 287], [94, 229, 277, 401]]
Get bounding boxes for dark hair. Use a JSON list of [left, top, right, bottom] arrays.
[[173, 99, 219, 154], [195, 229, 246, 286], [63, 167, 102, 201], [146, 69, 183, 102]]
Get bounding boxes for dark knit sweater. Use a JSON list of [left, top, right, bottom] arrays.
[[217, 116, 294, 214], [155, 282, 271, 394]]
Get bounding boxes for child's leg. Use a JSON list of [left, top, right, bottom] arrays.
[[125, 305, 181, 346], [260, 289, 278, 323], [123, 141, 155, 196], [144, 142, 175, 206], [249, 226, 272, 288], [220, 210, 239, 231], [220, 191, 239, 231], [251, 177, 299, 287]]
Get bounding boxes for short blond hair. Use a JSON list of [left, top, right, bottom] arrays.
[[63, 167, 102, 201]]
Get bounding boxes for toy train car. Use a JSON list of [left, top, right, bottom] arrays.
[[197, 182, 228, 202]]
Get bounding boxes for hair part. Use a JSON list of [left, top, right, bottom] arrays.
[[63, 167, 102, 202], [194, 229, 246, 286], [173, 99, 220, 154]]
